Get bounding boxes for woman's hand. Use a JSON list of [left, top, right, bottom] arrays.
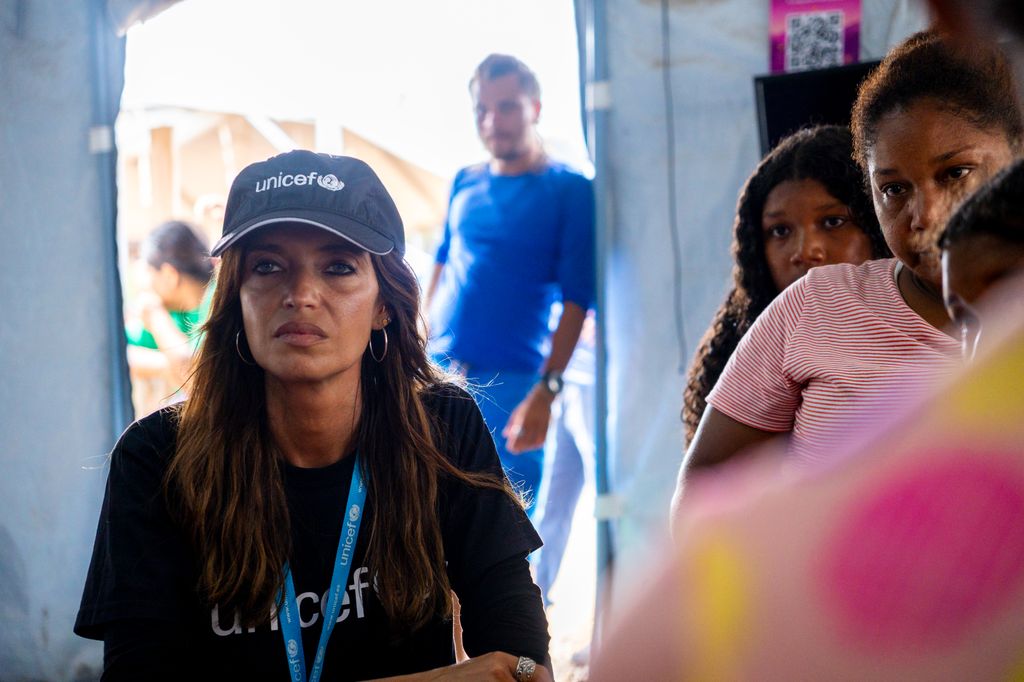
[[374, 652, 551, 681]]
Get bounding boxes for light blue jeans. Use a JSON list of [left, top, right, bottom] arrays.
[[531, 379, 595, 603]]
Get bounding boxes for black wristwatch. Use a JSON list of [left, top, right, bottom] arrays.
[[539, 370, 564, 397]]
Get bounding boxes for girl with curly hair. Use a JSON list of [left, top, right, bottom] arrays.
[[682, 125, 889, 445]]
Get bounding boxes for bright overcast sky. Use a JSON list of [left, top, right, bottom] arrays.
[[122, 0, 590, 178]]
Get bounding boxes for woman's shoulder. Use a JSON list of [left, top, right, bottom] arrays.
[[419, 382, 478, 422], [111, 406, 180, 469], [798, 258, 899, 309], [420, 382, 500, 472], [743, 260, 897, 344], [802, 258, 896, 289], [127, 405, 179, 441]]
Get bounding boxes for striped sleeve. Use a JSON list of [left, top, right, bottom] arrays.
[[706, 280, 807, 432]]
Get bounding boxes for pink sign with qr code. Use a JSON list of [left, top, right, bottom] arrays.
[[770, 0, 861, 73]]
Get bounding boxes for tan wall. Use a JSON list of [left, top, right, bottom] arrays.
[[118, 110, 447, 255], [342, 129, 449, 252]]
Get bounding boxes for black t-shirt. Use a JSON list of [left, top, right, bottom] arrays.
[[75, 385, 547, 680]]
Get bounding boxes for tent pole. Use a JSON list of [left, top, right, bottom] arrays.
[[581, 0, 615, 653], [87, 0, 133, 437]]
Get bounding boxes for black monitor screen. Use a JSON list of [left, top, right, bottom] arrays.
[[754, 60, 880, 156]]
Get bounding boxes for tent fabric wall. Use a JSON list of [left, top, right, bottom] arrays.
[[595, 0, 928, 601], [0, 0, 130, 677]]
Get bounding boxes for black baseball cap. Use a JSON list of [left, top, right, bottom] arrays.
[[211, 150, 405, 257]]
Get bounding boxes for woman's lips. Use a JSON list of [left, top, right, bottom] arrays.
[[274, 321, 327, 346]]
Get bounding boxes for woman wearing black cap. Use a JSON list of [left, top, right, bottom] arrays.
[[75, 151, 550, 681]]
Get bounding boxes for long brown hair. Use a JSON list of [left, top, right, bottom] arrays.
[[166, 238, 514, 630]]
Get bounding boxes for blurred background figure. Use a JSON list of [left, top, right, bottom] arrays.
[[682, 125, 888, 447], [427, 54, 595, 515], [125, 219, 212, 416]]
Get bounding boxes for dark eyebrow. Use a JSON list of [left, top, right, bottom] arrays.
[[764, 200, 846, 221], [874, 146, 978, 179], [931, 145, 974, 164]]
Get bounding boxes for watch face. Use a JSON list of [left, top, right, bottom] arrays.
[[545, 374, 564, 395]]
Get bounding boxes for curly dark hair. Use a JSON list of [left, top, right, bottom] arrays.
[[851, 30, 1024, 169], [682, 125, 890, 444], [940, 158, 1024, 249]]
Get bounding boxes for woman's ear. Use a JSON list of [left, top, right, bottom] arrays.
[[375, 304, 391, 330], [159, 262, 182, 288]]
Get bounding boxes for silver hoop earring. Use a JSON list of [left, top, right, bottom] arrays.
[[235, 330, 257, 366], [368, 327, 388, 363]]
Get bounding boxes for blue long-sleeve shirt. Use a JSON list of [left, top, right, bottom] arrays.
[[428, 161, 595, 372]]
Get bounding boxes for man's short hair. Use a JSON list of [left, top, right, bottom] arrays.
[[469, 53, 541, 100]]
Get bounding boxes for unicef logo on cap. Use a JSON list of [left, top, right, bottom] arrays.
[[349, 504, 360, 522], [317, 174, 345, 191]]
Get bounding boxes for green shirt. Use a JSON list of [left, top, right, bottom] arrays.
[[125, 308, 203, 350]]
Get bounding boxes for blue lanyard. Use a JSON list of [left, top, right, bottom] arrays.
[[278, 454, 367, 682]]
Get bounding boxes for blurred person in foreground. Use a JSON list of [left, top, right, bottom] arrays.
[[927, 0, 1024, 99], [591, 280, 1024, 679], [125, 220, 212, 413], [76, 151, 551, 681], [940, 158, 1024, 360], [426, 54, 595, 515]]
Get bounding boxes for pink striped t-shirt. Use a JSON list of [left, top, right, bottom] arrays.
[[706, 258, 961, 465]]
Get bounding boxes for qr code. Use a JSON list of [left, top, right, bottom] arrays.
[[786, 10, 844, 71]]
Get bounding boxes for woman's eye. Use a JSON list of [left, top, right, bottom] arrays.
[[325, 262, 355, 276], [946, 166, 973, 181], [766, 224, 791, 239], [252, 260, 281, 275], [822, 215, 848, 229], [881, 183, 906, 198]]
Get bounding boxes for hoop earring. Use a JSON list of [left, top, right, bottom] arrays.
[[368, 327, 388, 363], [235, 330, 257, 366]]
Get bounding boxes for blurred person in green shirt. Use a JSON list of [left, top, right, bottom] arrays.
[[125, 220, 212, 414]]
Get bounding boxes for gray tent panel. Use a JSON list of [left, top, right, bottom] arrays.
[[0, 0, 131, 677]]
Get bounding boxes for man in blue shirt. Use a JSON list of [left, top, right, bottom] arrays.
[[427, 54, 595, 515]]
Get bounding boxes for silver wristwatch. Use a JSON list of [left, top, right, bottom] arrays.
[[539, 370, 564, 396]]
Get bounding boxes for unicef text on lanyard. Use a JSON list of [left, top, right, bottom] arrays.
[[278, 454, 367, 682]]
